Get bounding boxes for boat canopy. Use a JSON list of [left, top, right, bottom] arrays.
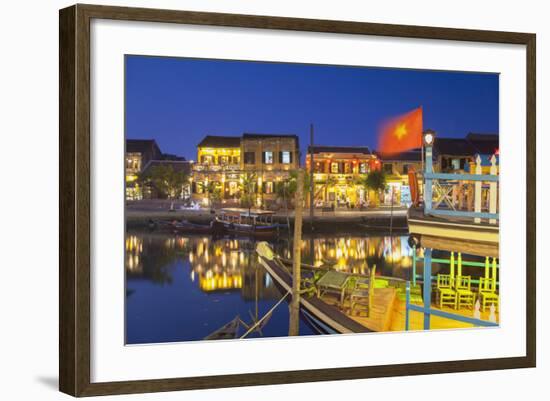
[[218, 208, 275, 217]]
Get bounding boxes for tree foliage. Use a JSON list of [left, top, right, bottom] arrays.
[[197, 181, 221, 207], [275, 169, 310, 199], [364, 170, 387, 192], [140, 165, 187, 199], [239, 172, 257, 208]]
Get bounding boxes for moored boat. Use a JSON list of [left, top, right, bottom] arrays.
[[203, 316, 241, 340], [256, 242, 500, 334], [216, 208, 279, 238], [172, 219, 223, 235], [256, 242, 374, 335]]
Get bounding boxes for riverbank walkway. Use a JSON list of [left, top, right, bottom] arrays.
[[126, 204, 408, 229]]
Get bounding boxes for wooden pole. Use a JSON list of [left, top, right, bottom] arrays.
[[289, 169, 304, 336], [492, 257, 497, 291], [450, 252, 455, 279], [474, 154, 482, 223], [309, 124, 315, 232], [489, 154, 498, 224]]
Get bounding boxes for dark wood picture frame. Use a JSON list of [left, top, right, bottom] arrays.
[[59, 3, 536, 397]]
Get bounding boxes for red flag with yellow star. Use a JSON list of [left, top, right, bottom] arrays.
[[378, 107, 423, 155]]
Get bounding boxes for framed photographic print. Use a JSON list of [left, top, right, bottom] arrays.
[[59, 4, 536, 397]]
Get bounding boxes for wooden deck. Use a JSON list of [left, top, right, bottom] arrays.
[[320, 288, 398, 332], [321, 288, 499, 332], [393, 298, 499, 331]]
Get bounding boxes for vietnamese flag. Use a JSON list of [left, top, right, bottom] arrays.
[[378, 107, 423, 155]]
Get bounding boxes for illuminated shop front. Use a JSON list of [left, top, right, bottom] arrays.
[[377, 149, 422, 206], [306, 146, 379, 208], [191, 134, 299, 207]]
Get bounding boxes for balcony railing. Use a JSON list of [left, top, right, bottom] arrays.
[[424, 151, 499, 224], [193, 164, 241, 172]]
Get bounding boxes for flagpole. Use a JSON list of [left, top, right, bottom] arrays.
[[424, 141, 430, 202], [420, 106, 424, 201]]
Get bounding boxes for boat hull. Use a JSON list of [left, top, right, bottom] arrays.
[[216, 220, 278, 238], [171, 220, 223, 235], [258, 256, 373, 335]]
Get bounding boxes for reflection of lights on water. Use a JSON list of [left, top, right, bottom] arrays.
[[199, 274, 242, 291], [125, 235, 143, 272], [301, 236, 413, 274]]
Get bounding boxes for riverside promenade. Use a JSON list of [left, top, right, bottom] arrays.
[[126, 200, 408, 231]]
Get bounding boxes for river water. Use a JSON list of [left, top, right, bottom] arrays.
[[125, 230, 483, 344]]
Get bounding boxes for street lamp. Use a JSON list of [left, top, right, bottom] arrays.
[[423, 129, 435, 147], [422, 129, 435, 214]]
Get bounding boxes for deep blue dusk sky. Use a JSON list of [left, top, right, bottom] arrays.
[[125, 55, 499, 161]]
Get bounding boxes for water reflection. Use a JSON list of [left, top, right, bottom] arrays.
[[125, 233, 420, 290], [124, 231, 481, 344], [287, 236, 420, 279]]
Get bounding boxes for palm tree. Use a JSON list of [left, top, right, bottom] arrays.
[[275, 169, 310, 208], [239, 172, 257, 212], [198, 181, 218, 208]]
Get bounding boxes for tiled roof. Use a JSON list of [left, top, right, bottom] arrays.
[[308, 145, 371, 154], [433, 138, 477, 156], [375, 149, 422, 161], [197, 135, 241, 148], [142, 160, 192, 175], [126, 139, 161, 154], [242, 133, 299, 140], [434, 134, 499, 156], [161, 153, 186, 161], [466, 133, 499, 154]]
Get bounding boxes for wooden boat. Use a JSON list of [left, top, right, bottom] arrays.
[[257, 242, 501, 333], [215, 208, 279, 238], [407, 206, 499, 258], [171, 219, 223, 235], [203, 316, 241, 340], [256, 243, 373, 335]]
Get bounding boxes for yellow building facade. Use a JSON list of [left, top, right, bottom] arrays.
[[191, 134, 299, 207], [306, 146, 378, 208], [377, 150, 422, 206], [192, 136, 242, 204]]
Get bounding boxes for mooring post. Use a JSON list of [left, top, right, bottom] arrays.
[[289, 169, 304, 336]]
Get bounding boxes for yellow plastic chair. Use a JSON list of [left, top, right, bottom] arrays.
[[436, 274, 456, 309], [455, 276, 475, 309], [478, 277, 499, 312]]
